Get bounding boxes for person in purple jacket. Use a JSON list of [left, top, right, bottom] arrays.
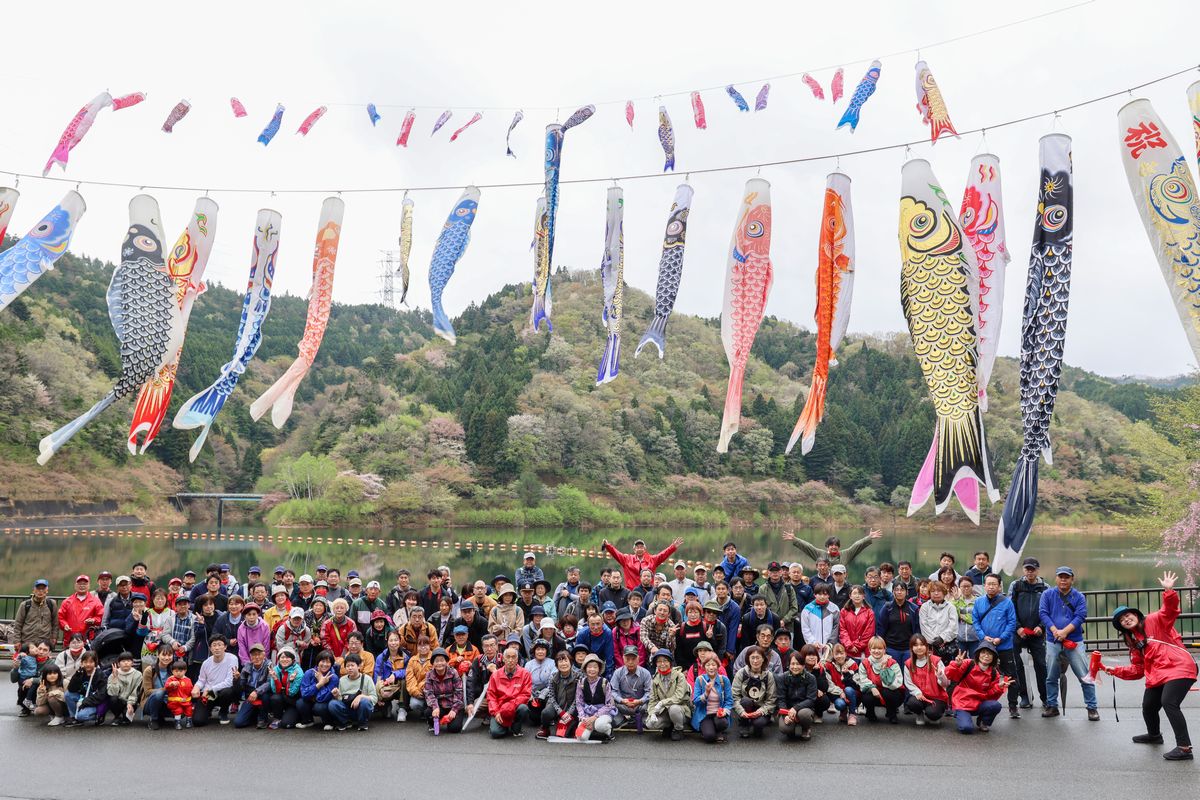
[[237, 603, 273, 661]]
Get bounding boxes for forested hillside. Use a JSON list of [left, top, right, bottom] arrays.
[[0, 243, 1188, 529]]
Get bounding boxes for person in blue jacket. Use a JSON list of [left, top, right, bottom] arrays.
[[717, 543, 749, 588], [573, 613, 614, 678], [972, 574, 1019, 717], [297, 649, 340, 729], [1038, 566, 1099, 720], [691, 656, 734, 743]]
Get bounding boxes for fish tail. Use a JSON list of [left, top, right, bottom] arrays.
[[906, 433, 938, 518], [249, 357, 310, 429], [432, 301, 457, 345], [127, 376, 175, 455], [43, 145, 70, 175], [837, 108, 860, 132], [994, 458, 1040, 575], [530, 284, 552, 332], [931, 407, 992, 523], [38, 391, 117, 465], [596, 333, 621, 385], [172, 382, 229, 463], [953, 476, 981, 526], [634, 314, 669, 360], [664, 155, 675, 172], [787, 372, 827, 455], [718, 363, 746, 453]]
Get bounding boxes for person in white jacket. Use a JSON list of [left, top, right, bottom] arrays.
[[799, 584, 840, 649], [918, 580, 959, 661]]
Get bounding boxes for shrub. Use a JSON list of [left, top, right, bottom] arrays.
[[523, 505, 565, 527]]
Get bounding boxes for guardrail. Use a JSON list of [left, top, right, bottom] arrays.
[[3, 586, 1198, 654]]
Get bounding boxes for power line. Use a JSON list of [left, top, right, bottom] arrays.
[[6, 60, 1198, 197]]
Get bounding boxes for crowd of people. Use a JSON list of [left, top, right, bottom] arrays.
[[7, 531, 1196, 760]]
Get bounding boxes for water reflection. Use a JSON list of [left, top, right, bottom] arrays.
[[0, 525, 1171, 595]]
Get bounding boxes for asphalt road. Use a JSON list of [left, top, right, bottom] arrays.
[[2, 681, 1196, 798]]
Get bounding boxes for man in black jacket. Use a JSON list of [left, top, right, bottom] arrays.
[[1008, 557, 1049, 710], [447, 600, 488, 648]]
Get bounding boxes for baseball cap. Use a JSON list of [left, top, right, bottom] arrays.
[[693, 564, 707, 573], [348, 577, 363, 587], [289, 607, 305, 619], [315, 580, 329, 588], [520, 582, 533, 592], [347, 570, 359, 579], [98, 570, 112, 578], [524, 551, 535, 560], [316, 564, 328, 572], [1055, 566, 1074, 577], [366, 580, 381, 590], [767, 561, 783, 571], [299, 574, 313, 584], [601, 601, 617, 612], [183, 570, 196, 577], [623, 645, 639, 657], [530, 604, 546, 616], [33, 578, 48, 588], [1023, 557, 1041, 569], [248, 566, 261, 574], [831, 564, 847, 574], [453, 625, 469, 635], [273, 565, 286, 574], [168, 577, 182, 586], [115, 575, 130, 584], [219, 564, 231, 571], [674, 560, 687, 569], [633, 539, 646, 546], [458, 600, 475, 611], [249, 642, 265, 652], [75, 574, 90, 583]]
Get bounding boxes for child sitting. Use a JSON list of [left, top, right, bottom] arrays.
[[164, 660, 194, 729], [854, 636, 904, 723], [106, 652, 143, 726], [15, 642, 43, 715], [822, 643, 859, 725]]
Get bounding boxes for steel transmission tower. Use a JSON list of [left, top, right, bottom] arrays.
[[378, 250, 397, 309]]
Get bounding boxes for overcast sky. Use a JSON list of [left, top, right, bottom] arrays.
[[3, 0, 1200, 378]]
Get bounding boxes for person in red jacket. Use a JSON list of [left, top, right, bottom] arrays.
[[838, 586, 875, 659], [945, 642, 1011, 734], [486, 643, 532, 738], [58, 575, 104, 642], [603, 537, 684, 591], [1102, 570, 1198, 762], [321, 599, 357, 660]]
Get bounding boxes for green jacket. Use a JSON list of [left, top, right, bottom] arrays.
[[789, 533, 876, 567], [757, 580, 798, 626], [731, 666, 777, 717], [648, 667, 691, 713]]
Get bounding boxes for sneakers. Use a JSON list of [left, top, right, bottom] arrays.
[[47, 716, 65, 727], [21, 698, 35, 711], [357, 724, 369, 732], [847, 714, 858, 726], [18, 707, 31, 718], [396, 707, 408, 722], [1041, 707, 1060, 718], [219, 717, 230, 725], [323, 724, 335, 731], [148, 719, 161, 731], [669, 729, 683, 741], [1087, 709, 1100, 722], [536, 728, 550, 740], [184, 717, 193, 728], [175, 719, 183, 730], [799, 730, 811, 741], [269, 720, 281, 730], [1132, 733, 1165, 744], [511, 730, 524, 738], [1010, 708, 1021, 719], [1164, 747, 1194, 761], [256, 720, 268, 730], [811, 715, 822, 725], [295, 722, 312, 729], [337, 722, 352, 731], [915, 717, 926, 726], [1019, 700, 1033, 710]]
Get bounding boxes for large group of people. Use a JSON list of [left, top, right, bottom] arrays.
[[7, 531, 1196, 761]]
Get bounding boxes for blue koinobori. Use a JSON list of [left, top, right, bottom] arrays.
[[429, 186, 481, 345]]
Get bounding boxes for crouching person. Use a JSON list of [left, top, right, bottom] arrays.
[[65, 651, 107, 726], [422, 648, 464, 733], [945, 642, 1010, 734], [575, 653, 615, 741], [329, 653, 377, 731], [298, 649, 338, 729], [777, 650, 817, 741], [539, 650, 580, 739], [192, 634, 238, 727], [691, 656, 733, 743], [235, 642, 273, 729], [646, 649, 691, 740], [106, 652, 143, 726], [486, 643, 532, 738], [269, 646, 303, 729], [611, 645, 651, 731]]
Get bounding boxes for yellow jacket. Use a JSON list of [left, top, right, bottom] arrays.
[[406, 654, 434, 698]]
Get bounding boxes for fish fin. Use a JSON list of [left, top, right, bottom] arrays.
[[634, 314, 668, 360], [718, 363, 746, 453], [979, 387, 989, 413], [1042, 446, 1053, 467], [994, 459, 1040, 576], [432, 303, 457, 345], [952, 476, 981, 525], [596, 333, 621, 385], [38, 391, 117, 465], [127, 374, 176, 455], [906, 433, 938, 517], [829, 357, 839, 368], [787, 372, 826, 455], [249, 358, 310, 428], [105, 270, 127, 346]]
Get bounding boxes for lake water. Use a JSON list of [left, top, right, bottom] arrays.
[[0, 524, 1174, 596]]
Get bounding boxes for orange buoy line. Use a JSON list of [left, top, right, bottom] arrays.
[[1, 527, 715, 570]]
